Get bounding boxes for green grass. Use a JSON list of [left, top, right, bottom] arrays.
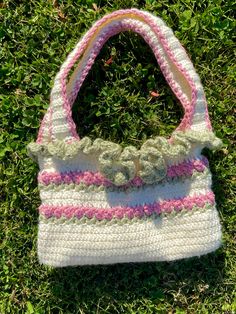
[[0, 0, 235, 313]]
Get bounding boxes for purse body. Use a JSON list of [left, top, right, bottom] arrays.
[[28, 9, 222, 267], [36, 148, 221, 267]]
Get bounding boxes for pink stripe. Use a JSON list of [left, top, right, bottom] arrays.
[[38, 157, 208, 187], [39, 191, 215, 220]]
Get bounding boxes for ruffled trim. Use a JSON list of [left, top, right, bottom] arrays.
[[27, 130, 222, 186]]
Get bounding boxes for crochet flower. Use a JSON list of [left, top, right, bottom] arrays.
[[47, 140, 67, 159], [77, 137, 111, 154], [170, 133, 192, 157], [27, 142, 46, 161], [149, 135, 191, 159], [27, 130, 222, 186], [98, 145, 138, 186], [139, 138, 167, 184]]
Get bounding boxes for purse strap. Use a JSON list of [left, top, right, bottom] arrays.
[[37, 8, 212, 143]]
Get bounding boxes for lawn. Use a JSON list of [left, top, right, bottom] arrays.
[[0, 0, 235, 313]]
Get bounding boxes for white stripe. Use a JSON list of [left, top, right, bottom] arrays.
[[191, 122, 209, 132], [37, 205, 221, 266], [52, 124, 71, 135], [40, 173, 212, 208], [195, 100, 207, 113], [51, 111, 67, 120], [192, 113, 206, 123], [38, 154, 99, 173], [38, 149, 204, 174]]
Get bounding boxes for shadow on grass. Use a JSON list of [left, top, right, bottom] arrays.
[[48, 251, 225, 310]]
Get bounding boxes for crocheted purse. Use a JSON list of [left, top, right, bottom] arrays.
[[28, 9, 222, 267]]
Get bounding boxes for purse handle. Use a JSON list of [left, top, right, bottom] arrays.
[[37, 8, 212, 143]]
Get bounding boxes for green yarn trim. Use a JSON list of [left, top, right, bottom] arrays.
[[28, 130, 222, 186], [38, 168, 211, 193], [39, 203, 214, 226]]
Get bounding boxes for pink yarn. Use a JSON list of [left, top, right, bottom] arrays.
[[27, 9, 222, 267], [38, 9, 212, 143], [38, 157, 208, 187], [39, 191, 215, 220]]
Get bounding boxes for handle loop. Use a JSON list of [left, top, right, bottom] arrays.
[[37, 9, 211, 144]]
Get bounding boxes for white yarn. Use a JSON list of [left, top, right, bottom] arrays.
[[30, 10, 222, 267], [38, 205, 221, 266], [40, 173, 211, 208]]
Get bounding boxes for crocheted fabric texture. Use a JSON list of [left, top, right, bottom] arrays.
[[28, 9, 222, 267]]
